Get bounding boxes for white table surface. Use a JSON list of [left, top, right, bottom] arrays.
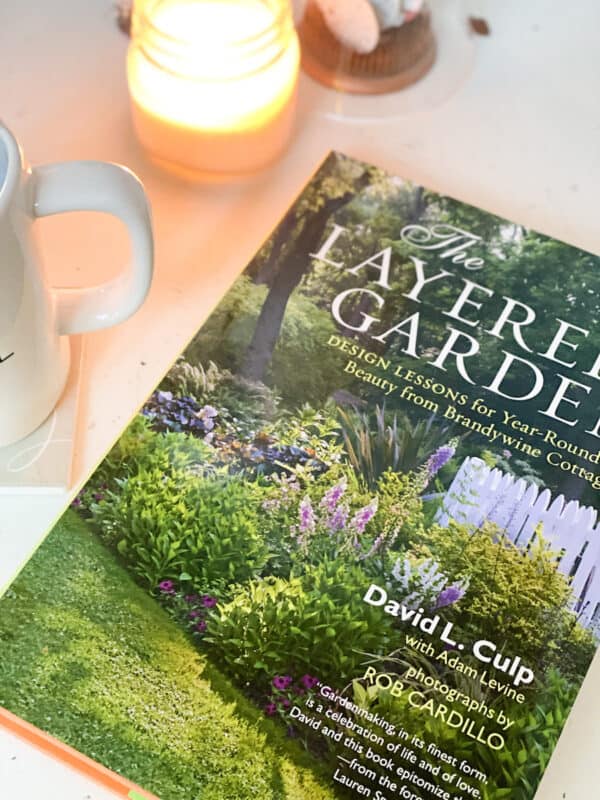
[[1, 0, 599, 797]]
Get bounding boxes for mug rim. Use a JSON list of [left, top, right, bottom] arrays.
[[0, 124, 23, 215]]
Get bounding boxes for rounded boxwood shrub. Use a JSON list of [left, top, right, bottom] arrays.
[[93, 469, 269, 595], [207, 559, 396, 689]]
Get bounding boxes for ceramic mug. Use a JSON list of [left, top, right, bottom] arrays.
[[0, 123, 154, 447]]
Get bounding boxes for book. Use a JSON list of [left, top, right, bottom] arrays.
[[1, 151, 600, 800]]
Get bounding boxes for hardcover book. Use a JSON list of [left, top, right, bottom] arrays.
[[2, 152, 600, 800]]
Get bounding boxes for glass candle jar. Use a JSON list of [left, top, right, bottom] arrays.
[[127, 0, 300, 177]]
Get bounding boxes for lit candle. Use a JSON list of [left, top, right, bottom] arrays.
[[128, 0, 300, 176]]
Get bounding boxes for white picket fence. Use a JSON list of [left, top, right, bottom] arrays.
[[436, 457, 600, 631]]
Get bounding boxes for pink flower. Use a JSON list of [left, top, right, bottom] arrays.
[[264, 703, 278, 717], [201, 595, 217, 608], [300, 674, 319, 690], [195, 620, 207, 633], [158, 580, 175, 594], [272, 675, 293, 691]]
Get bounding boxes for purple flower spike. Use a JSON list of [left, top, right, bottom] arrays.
[[188, 609, 203, 619], [264, 703, 277, 717], [195, 620, 207, 633], [426, 444, 456, 478], [201, 595, 218, 608], [299, 496, 316, 535], [272, 675, 293, 691], [436, 582, 467, 609], [350, 498, 378, 535], [327, 504, 349, 533], [320, 479, 347, 512]]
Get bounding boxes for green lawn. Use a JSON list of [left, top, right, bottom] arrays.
[[0, 511, 334, 800]]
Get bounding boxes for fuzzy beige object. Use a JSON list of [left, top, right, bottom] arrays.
[[314, 0, 380, 53], [292, 0, 308, 23], [370, 0, 424, 29]]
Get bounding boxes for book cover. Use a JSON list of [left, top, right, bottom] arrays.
[[1, 152, 600, 800]]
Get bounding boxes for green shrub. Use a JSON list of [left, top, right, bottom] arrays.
[[373, 469, 427, 555], [212, 371, 280, 435], [93, 470, 269, 595], [93, 467, 194, 587], [183, 475, 270, 593], [207, 560, 396, 689], [88, 416, 214, 489], [353, 665, 578, 800], [415, 522, 593, 678]]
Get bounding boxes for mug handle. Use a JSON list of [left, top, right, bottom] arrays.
[[32, 161, 154, 335]]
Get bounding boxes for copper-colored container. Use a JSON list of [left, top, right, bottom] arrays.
[[298, 3, 436, 95]]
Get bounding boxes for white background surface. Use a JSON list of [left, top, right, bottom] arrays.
[[1, 0, 599, 797]]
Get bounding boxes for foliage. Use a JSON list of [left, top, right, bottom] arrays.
[[161, 356, 219, 400], [92, 469, 269, 595], [482, 669, 579, 800], [338, 406, 456, 490], [373, 469, 427, 553], [390, 555, 469, 611], [354, 662, 578, 800], [142, 390, 218, 436], [74, 416, 215, 512], [216, 433, 328, 479], [160, 354, 281, 437], [415, 521, 592, 678], [480, 447, 544, 486], [186, 277, 266, 374], [188, 277, 345, 406], [92, 466, 195, 586], [207, 560, 395, 689], [155, 579, 218, 638], [210, 371, 280, 434], [0, 513, 334, 800], [273, 404, 344, 471], [260, 468, 429, 572]]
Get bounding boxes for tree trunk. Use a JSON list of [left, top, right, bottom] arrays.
[[253, 207, 298, 287], [240, 187, 363, 382]]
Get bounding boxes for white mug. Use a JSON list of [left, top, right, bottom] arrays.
[[0, 123, 154, 447]]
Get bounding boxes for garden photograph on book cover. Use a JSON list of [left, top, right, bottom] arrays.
[[2, 153, 600, 800]]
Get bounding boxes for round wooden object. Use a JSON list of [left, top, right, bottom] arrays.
[[298, 4, 436, 95]]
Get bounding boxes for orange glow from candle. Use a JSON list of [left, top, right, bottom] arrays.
[[127, 0, 300, 175]]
